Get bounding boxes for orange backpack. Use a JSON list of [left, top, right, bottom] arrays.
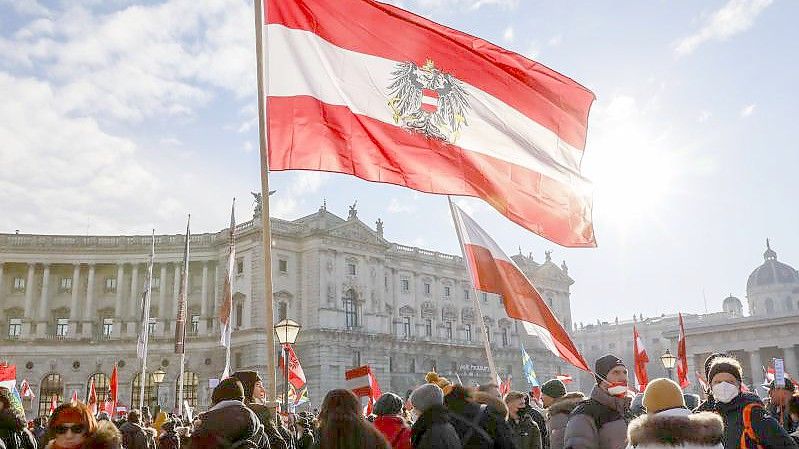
[[739, 403, 764, 449]]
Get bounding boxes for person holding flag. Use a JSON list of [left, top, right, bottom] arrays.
[[540, 379, 584, 449]]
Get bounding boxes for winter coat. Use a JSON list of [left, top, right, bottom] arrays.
[[143, 428, 157, 449], [120, 422, 151, 449], [696, 397, 718, 414], [157, 430, 180, 449], [509, 414, 542, 449], [249, 404, 286, 449], [715, 393, 797, 449], [295, 430, 314, 449], [44, 421, 122, 449], [374, 416, 411, 449], [564, 386, 631, 449], [191, 400, 266, 449], [627, 408, 723, 449], [410, 405, 461, 449], [548, 393, 586, 449], [528, 406, 550, 449], [445, 391, 516, 449], [0, 409, 35, 449]]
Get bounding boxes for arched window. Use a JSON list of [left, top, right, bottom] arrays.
[[87, 373, 109, 403], [765, 298, 775, 314], [175, 371, 199, 410], [38, 373, 63, 417], [131, 373, 158, 411]]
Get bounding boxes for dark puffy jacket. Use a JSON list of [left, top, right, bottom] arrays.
[[716, 393, 797, 449], [410, 405, 461, 449], [191, 400, 266, 449], [509, 414, 542, 449], [564, 386, 631, 449], [547, 392, 585, 449], [445, 391, 516, 449], [249, 404, 286, 449], [157, 430, 180, 449], [0, 409, 35, 449], [120, 422, 151, 449]]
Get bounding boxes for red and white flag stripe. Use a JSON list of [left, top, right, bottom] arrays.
[[451, 203, 589, 371], [264, 0, 596, 247], [345, 365, 382, 414], [633, 325, 649, 391]]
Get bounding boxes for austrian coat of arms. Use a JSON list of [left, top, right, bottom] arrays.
[[387, 59, 470, 143]]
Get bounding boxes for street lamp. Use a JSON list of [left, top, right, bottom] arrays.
[[152, 368, 166, 415], [274, 319, 301, 416], [660, 349, 677, 380]]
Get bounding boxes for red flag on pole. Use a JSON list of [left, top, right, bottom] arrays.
[[88, 378, 98, 415], [71, 390, 78, 404], [278, 344, 307, 390], [677, 314, 690, 389], [499, 375, 512, 397], [633, 325, 649, 392], [49, 395, 58, 415], [109, 364, 118, 412], [265, 0, 596, 248], [450, 203, 589, 371], [345, 365, 382, 415]]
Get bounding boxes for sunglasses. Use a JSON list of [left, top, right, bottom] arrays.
[[54, 424, 86, 435]]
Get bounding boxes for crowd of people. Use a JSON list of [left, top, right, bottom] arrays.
[[2, 355, 799, 449]]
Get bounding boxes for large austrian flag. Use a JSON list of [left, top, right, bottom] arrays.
[[265, 0, 596, 248], [451, 204, 589, 371]]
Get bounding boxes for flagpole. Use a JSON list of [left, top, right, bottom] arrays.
[[446, 196, 500, 385], [139, 230, 155, 410], [254, 0, 278, 403], [177, 216, 190, 417]]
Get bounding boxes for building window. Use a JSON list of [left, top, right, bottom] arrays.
[[235, 303, 244, 330], [403, 317, 412, 338], [55, 318, 69, 337], [464, 289, 470, 300], [131, 373, 157, 412], [465, 324, 472, 342], [176, 371, 199, 409], [102, 319, 113, 338], [424, 283, 431, 295], [59, 278, 72, 292], [38, 373, 63, 418], [344, 290, 359, 329], [152, 277, 160, 290], [444, 286, 451, 297], [481, 292, 488, 303], [445, 321, 453, 339], [13, 277, 25, 291], [8, 319, 22, 338], [278, 259, 288, 273], [147, 318, 156, 336], [278, 303, 287, 322], [190, 315, 200, 335], [236, 258, 244, 275], [425, 319, 432, 337], [501, 328, 508, 346], [87, 373, 109, 404], [400, 279, 410, 293], [104, 278, 117, 293], [389, 356, 394, 372], [347, 263, 357, 276]]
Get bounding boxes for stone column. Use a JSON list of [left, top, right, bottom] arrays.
[[69, 264, 81, 321], [126, 263, 139, 336], [0, 262, 4, 298], [82, 264, 96, 337], [212, 263, 220, 333], [171, 263, 181, 327], [199, 262, 209, 334], [23, 263, 36, 316], [36, 264, 51, 336], [749, 349, 762, 387], [158, 264, 167, 335], [114, 264, 125, 318], [781, 345, 798, 379]]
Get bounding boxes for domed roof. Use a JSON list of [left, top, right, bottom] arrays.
[[723, 295, 742, 308], [747, 240, 799, 291]]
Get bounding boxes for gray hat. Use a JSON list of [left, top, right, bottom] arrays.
[[373, 392, 404, 416], [410, 383, 444, 412], [541, 379, 567, 399]]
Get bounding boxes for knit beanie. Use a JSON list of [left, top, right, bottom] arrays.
[[410, 383, 444, 412], [541, 379, 567, 399], [707, 358, 742, 384], [704, 353, 727, 380], [643, 378, 686, 414], [212, 377, 245, 404], [231, 370, 261, 402], [595, 354, 625, 384], [373, 392, 404, 416]]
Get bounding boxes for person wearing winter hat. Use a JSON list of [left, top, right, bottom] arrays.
[[707, 357, 796, 449], [231, 370, 288, 449], [627, 378, 724, 449], [192, 377, 266, 449], [696, 352, 729, 412], [424, 373, 454, 396], [373, 393, 412, 449], [408, 384, 460, 449], [564, 354, 631, 449], [542, 379, 584, 449], [443, 384, 516, 449]]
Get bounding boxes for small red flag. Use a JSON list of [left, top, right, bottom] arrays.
[[345, 365, 382, 415], [633, 325, 649, 391], [88, 378, 98, 415], [279, 344, 307, 390], [109, 364, 118, 412], [677, 314, 690, 389]]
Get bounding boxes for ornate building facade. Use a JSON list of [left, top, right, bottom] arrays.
[[0, 203, 577, 416], [572, 241, 799, 395]]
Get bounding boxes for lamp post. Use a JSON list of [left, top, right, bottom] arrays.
[[660, 349, 677, 380], [152, 368, 166, 416], [274, 319, 301, 418]]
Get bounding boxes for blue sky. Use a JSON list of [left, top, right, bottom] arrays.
[[1, 0, 797, 324]]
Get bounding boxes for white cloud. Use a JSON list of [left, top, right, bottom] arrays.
[[411, 0, 518, 11], [387, 198, 416, 214], [675, 0, 772, 56], [698, 110, 712, 123], [503, 26, 515, 43], [740, 103, 756, 117], [270, 173, 330, 219], [1, 0, 50, 17]]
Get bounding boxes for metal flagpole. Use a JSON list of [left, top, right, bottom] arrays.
[[446, 196, 500, 385], [253, 0, 277, 402], [139, 231, 155, 410], [176, 216, 190, 417]]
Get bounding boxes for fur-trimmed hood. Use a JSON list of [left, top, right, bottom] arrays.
[[628, 409, 723, 449], [548, 392, 586, 417], [471, 391, 508, 418]]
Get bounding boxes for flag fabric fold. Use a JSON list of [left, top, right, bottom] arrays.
[[345, 365, 382, 415], [109, 364, 118, 413], [633, 325, 649, 392], [175, 216, 191, 354], [450, 203, 589, 371], [88, 378, 98, 415], [220, 200, 236, 378], [19, 379, 34, 398], [0, 364, 15, 392], [677, 314, 690, 389], [265, 0, 596, 248], [279, 344, 307, 390]]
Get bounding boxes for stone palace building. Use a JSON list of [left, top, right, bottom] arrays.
[[0, 202, 577, 417], [571, 241, 799, 395]]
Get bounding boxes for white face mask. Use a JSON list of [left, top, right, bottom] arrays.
[[607, 385, 628, 396], [712, 382, 739, 403]]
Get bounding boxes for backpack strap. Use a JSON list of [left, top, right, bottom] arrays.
[[451, 404, 494, 447], [740, 403, 764, 449]]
